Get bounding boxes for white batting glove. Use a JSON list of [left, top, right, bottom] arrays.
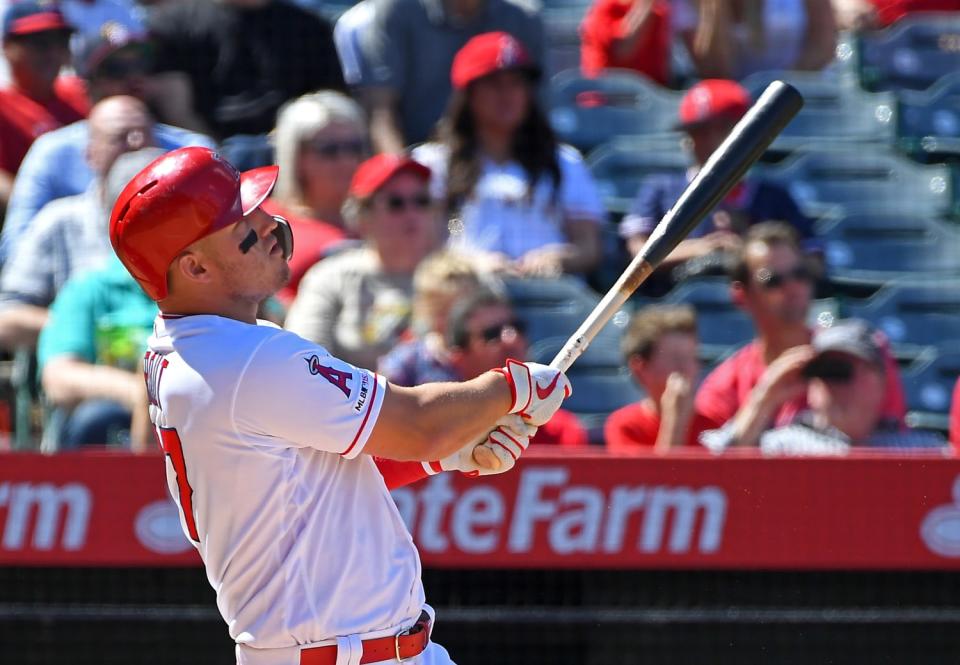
[[495, 358, 572, 427], [424, 415, 537, 477]]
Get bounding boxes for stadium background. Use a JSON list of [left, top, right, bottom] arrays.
[[3, 1, 960, 663]]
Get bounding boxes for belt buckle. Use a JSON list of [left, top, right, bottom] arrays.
[[394, 630, 408, 663]]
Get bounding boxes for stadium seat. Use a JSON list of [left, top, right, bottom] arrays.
[[585, 137, 689, 215], [900, 345, 960, 431], [757, 147, 957, 218], [219, 133, 275, 171], [856, 13, 960, 92], [817, 213, 960, 280], [561, 364, 645, 444], [662, 278, 755, 360], [843, 281, 960, 346], [740, 71, 898, 153], [897, 71, 960, 161], [548, 68, 682, 153]]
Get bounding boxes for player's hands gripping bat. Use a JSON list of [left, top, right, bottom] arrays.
[[429, 415, 538, 476]]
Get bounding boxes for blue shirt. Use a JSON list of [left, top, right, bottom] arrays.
[[2, 121, 215, 262], [620, 172, 818, 250]]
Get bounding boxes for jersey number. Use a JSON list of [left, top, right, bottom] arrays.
[[159, 427, 200, 542]]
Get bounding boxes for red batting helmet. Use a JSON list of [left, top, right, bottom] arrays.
[[109, 146, 279, 301]]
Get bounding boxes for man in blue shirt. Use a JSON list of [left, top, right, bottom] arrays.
[[620, 79, 816, 293], [2, 26, 214, 262]]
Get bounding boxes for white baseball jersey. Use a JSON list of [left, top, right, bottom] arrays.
[[144, 314, 425, 651]]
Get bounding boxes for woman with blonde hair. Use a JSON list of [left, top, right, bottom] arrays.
[[263, 90, 368, 304]]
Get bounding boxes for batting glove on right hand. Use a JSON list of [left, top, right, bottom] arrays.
[[495, 358, 572, 427], [427, 415, 537, 477]]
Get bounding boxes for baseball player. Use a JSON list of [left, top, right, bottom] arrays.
[[109, 146, 571, 665]]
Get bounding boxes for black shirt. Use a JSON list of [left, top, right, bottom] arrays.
[[148, 0, 345, 139]]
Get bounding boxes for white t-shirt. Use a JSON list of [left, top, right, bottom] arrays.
[[146, 314, 424, 650], [412, 142, 605, 260]]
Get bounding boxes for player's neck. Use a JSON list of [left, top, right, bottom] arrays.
[[159, 294, 259, 325]]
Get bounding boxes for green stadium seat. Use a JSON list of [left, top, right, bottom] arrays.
[[585, 137, 688, 216], [856, 13, 960, 92], [818, 213, 960, 280], [843, 280, 960, 346], [897, 71, 960, 161], [548, 68, 682, 153], [740, 71, 898, 153], [757, 147, 957, 218]]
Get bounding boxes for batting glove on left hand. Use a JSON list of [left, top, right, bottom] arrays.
[[424, 415, 537, 477], [496, 358, 572, 427]]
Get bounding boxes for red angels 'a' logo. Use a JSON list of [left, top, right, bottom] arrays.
[[305, 355, 351, 398]]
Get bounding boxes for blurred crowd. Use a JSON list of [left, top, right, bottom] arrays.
[[0, 0, 958, 456]]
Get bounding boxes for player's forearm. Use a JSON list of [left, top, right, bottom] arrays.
[[42, 357, 142, 409], [366, 372, 512, 462]]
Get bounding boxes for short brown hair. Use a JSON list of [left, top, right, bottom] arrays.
[[729, 221, 801, 285], [621, 305, 697, 361]]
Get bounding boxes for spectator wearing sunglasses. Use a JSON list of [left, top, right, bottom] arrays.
[[263, 92, 367, 306], [605, 304, 714, 453], [413, 32, 605, 278], [383, 288, 587, 447], [702, 319, 945, 453], [695, 222, 906, 446], [621, 80, 816, 295], [2, 25, 214, 263], [0, 2, 89, 215], [285, 153, 440, 369]]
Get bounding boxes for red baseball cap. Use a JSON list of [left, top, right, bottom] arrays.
[[451, 31, 540, 90], [3, 1, 72, 39], [349, 154, 431, 198], [676, 79, 751, 130]]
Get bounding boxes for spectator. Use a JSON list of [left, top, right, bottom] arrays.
[[694, 222, 907, 444], [386, 287, 587, 447], [414, 32, 605, 278], [358, 0, 543, 153], [59, 1, 144, 64], [579, 0, 672, 84], [621, 79, 815, 294], [0, 1, 89, 212], [145, 0, 345, 140], [37, 150, 163, 452], [673, 0, 837, 79], [835, 0, 960, 30], [0, 101, 158, 351], [378, 250, 489, 386], [263, 91, 366, 306], [605, 304, 713, 453], [2, 26, 214, 263], [702, 319, 945, 453], [333, 0, 375, 87], [285, 153, 439, 368]]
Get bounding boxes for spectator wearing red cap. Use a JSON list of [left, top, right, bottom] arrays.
[[579, 0, 672, 84], [413, 32, 605, 278], [673, 0, 837, 79], [621, 79, 815, 295], [285, 153, 440, 369], [0, 1, 89, 212], [357, 0, 543, 154]]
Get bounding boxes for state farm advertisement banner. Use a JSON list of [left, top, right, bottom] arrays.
[[2, 451, 960, 569]]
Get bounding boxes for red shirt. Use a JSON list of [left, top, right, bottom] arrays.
[[261, 199, 349, 306], [949, 377, 960, 454], [531, 409, 589, 447], [604, 401, 712, 452], [579, 0, 671, 84], [0, 76, 89, 174], [869, 0, 960, 27], [695, 337, 907, 430]]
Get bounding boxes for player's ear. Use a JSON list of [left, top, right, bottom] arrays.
[[173, 251, 211, 285]]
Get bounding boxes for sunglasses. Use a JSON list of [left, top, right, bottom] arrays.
[[304, 138, 365, 159], [753, 265, 813, 290], [474, 319, 527, 344], [14, 31, 71, 50], [803, 357, 854, 383], [383, 193, 432, 213]]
